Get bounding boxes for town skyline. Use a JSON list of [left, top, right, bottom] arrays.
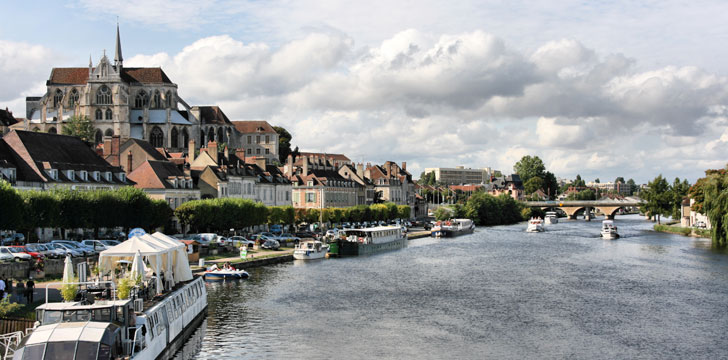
[[2, 1, 728, 183]]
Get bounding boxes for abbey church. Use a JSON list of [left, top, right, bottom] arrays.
[[25, 25, 239, 152]]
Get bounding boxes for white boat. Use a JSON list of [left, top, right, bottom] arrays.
[[203, 267, 250, 280], [10, 232, 207, 360], [436, 219, 475, 237], [526, 217, 545, 232], [601, 220, 619, 239], [338, 226, 407, 256], [293, 240, 329, 260], [544, 211, 559, 225]]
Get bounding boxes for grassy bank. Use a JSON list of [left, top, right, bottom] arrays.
[[654, 224, 710, 238]]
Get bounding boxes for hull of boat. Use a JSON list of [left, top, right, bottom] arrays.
[[338, 237, 407, 256], [203, 271, 249, 280], [293, 250, 327, 260], [544, 217, 558, 225], [601, 231, 619, 239], [439, 227, 475, 238], [152, 304, 207, 360], [526, 226, 544, 233]]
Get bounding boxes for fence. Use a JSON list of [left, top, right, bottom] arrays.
[[0, 318, 34, 335]]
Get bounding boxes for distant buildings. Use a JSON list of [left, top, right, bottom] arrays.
[[423, 166, 492, 185], [586, 181, 631, 195], [232, 120, 279, 164]]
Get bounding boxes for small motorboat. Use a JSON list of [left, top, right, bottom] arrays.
[[600, 220, 619, 239], [293, 240, 329, 260], [544, 211, 559, 225], [204, 266, 250, 280], [526, 217, 544, 232]]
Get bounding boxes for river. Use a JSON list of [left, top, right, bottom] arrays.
[[175, 214, 728, 359]]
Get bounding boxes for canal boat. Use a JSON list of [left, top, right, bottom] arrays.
[[600, 220, 619, 239], [526, 217, 545, 232], [544, 211, 559, 225], [10, 233, 207, 360], [203, 267, 250, 280], [435, 219, 475, 238], [293, 240, 329, 260], [338, 226, 407, 256]]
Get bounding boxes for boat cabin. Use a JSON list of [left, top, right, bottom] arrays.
[[341, 226, 402, 245]]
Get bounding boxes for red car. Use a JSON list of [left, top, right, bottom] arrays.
[[9, 245, 44, 260]]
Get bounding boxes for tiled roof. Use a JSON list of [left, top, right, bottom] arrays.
[[120, 138, 168, 161], [298, 152, 351, 162], [48, 67, 173, 85], [195, 106, 232, 125], [232, 120, 276, 134], [128, 160, 188, 189], [0, 109, 18, 127]]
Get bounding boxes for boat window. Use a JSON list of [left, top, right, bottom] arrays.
[[97, 344, 111, 360], [75, 341, 99, 360], [115, 306, 124, 324], [44, 341, 76, 360], [93, 308, 111, 322], [22, 344, 45, 360], [76, 310, 91, 322], [43, 310, 62, 324]]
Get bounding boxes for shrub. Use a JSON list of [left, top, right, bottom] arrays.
[[61, 277, 79, 302]]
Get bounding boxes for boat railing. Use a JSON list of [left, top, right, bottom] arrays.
[[128, 324, 146, 357], [0, 331, 24, 360], [44, 280, 118, 304]]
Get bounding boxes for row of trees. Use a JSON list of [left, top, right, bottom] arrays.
[[513, 155, 558, 199], [640, 175, 691, 224], [434, 192, 531, 226], [0, 181, 172, 238], [174, 198, 412, 233], [688, 166, 728, 247]]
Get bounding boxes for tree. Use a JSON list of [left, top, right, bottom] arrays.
[[615, 177, 625, 184], [523, 177, 544, 195], [273, 126, 293, 163], [62, 115, 95, 143], [513, 155, 546, 184], [669, 178, 690, 220], [594, 178, 600, 183], [641, 175, 671, 224], [542, 171, 558, 199], [574, 174, 586, 187], [627, 178, 637, 195], [0, 180, 23, 231], [689, 166, 728, 247]]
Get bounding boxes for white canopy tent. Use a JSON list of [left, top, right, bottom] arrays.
[[150, 232, 193, 282]]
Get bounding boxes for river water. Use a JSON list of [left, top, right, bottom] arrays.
[[176, 214, 728, 359]]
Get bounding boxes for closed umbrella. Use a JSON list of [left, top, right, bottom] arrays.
[[62, 255, 74, 283], [130, 250, 145, 281]]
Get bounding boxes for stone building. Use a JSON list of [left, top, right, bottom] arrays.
[[232, 120, 279, 164]]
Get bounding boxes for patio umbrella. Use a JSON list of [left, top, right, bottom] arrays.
[[130, 250, 145, 281], [62, 254, 74, 283]]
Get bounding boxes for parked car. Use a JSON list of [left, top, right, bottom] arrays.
[[253, 234, 277, 245], [37, 243, 66, 258], [325, 229, 339, 239], [695, 221, 707, 229], [0, 246, 32, 261], [101, 240, 121, 247], [9, 245, 44, 260], [0, 248, 17, 262], [226, 236, 256, 247], [51, 240, 93, 256], [48, 243, 84, 258], [197, 233, 217, 246], [82, 240, 109, 252], [25, 243, 57, 259], [270, 224, 283, 234], [261, 239, 280, 250], [295, 231, 318, 239]]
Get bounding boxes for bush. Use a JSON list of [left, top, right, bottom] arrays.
[[61, 277, 79, 302], [0, 296, 22, 317], [117, 277, 134, 300]]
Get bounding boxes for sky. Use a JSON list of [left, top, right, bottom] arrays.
[[2, 0, 728, 184]]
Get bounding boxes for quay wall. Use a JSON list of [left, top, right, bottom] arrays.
[[0, 256, 98, 280]]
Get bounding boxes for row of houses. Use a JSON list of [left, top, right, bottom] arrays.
[[417, 174, 526, 202]]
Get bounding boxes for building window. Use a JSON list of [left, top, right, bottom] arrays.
[[152, 90, 161, 109], [96, 86, 112, 105], [247, 136, 251, 144], [166, 91, 173, 108], [182, 128, 189, 145], [171, 127, 179, 148], [265, 135, 270, 144], [217, 127, 224, 143], [200, 129, 205, 145], [247, 148, 251, 154], [105, 172, 112, 181], [150, 126, 164, 147], [256, 135, 260, 144], [47, 127, 57, 134], [306, 192, 316, 202], [95, 109, 103, 120], [95, 129, 103, 145], [265, 148, 269, 154], [53, 89, 63, 108], [208, 130, 215, 143], [135, 90, 149, 108], [105, 109, 112, 120], [105, 128, 113, 137], [256, 148, 261, 155], [68, 89, 79, 107]]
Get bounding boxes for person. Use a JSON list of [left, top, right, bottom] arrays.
[[25, 278, 35, 304], [0, 278, 5, 299]]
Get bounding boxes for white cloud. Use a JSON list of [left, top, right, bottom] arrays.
[[0, 40, 56, 103]]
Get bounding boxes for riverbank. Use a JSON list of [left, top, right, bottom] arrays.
[[653, 224, 710, 238]]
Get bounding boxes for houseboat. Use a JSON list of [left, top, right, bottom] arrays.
[[544, 211, 559, 225], [526, 217, 545, 232], [293, 240, 329, 260], [600, 220, 619, 239], [10, 233, 207, 360], [432, 219, 475, 238], [338, 226, 407, 256]]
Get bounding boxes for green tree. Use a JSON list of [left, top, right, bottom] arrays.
[[523, 177, 544, 195], [642, 175, 671, 224], [433, 207, 452, 221], [594, 178, 600, 183], [615, 177, 625, 184], [513, 155, 546, 184], [0, 180, 23, 231], [670, 178, 691, 220], [574, 174, 586, 187], [627, 178, 637, 195], [61, 115, 95, 142], [689, 166, 728, 247], [542, 171, 558, 199], [273, 126, 293, 163]]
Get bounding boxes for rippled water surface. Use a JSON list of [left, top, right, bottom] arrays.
[[179, 215, 728, 359]]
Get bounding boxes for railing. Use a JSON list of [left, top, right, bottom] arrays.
[[0, 331, 24, 360], [44, 280, 117, 303]]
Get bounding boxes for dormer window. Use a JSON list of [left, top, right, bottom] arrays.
[[117, 173, 126, 182], [78, 170, 88, 181], [92, 171, 100, 181], [170, 178, 177, 188], [307, 181, 313, 186], [66, 170, 75, 181], [47, 169, 58, 181], [105, 172, 112, 182]]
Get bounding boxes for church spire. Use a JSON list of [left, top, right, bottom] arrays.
[[89, 54, 93, 76], [114, 22, 123, 68]]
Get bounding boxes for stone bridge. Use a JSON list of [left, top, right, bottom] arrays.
[[525, 199, 643, 220]]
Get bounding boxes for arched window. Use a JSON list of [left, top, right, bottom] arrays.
[[96, 86, 112, 105], [105, 109, 112, 120], [135, 90, 149, 108], [171, 127, 179, 148], [182, 128, 189, 146], [47, 127, 57, 134], [166, 91, 172, 108], [95, 109, 103, 120], [53, 89, 63, 108], [208, 129, 215, 143], [152, 90, 161, 109], [150, 126, 164, 147], [104, 128, 113, 137], [68, 89, 79, 107], [94, 129, 103, 145], [217, 127, 224, 143]]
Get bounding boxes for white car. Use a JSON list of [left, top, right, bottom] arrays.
[[197, 233, 217, 246], [0, 246, 32, 261], [224, 236, 255, 247], [49, 243, 85, 258], [0, 248, 15, 262], [25, 243, 59, 259], [82, 240, 109, 252]]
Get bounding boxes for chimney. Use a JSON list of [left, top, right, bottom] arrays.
[[286, 154, 293, 177], [208, 141, 218, 164], [254, 156, 266, 170], [223, 145, 229, 162], [235, 148, 246, 162], [111, 135, 120, 162], [303, 157, 309, 176], [356, 163, 364, 178], [126, 151, 133, 173], [402, 162, 406, 171], [386, 163, 391, 178], [103, 137, 112, 157], [188, 138, 196, 163]]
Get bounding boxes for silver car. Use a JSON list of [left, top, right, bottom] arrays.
[[82, 240, 109, 253], [0, 246, 32, 261], [52, 240, 94, 256], [25, 243, 58, 259], [49, 242, 85, 258], [0, 248, 15, 262]]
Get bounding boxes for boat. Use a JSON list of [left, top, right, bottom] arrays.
[[526, 217, 545, 232], [293, 240, 329, 260], [9, 232, 207, 360], [600, 220, 619, 239], [544, 211, 559, 225], [203, 267, 250, 280], [433, 219, 475, 238], [338, 226, 407, 256]]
